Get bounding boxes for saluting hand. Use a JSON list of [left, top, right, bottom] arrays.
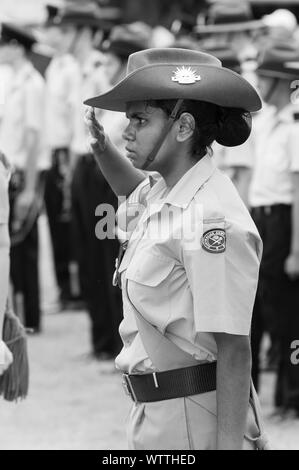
[[285, 252, 299, 280], [84, 108, 107, 156]]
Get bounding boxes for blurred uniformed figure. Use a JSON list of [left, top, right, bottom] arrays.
[[67, 5, 121, 359], [194, 0, 266, 87], [43, 3, 82, 308], [249, 42, 299, 416], [73, 23, 149, 359], [0, 24, 48, 331]]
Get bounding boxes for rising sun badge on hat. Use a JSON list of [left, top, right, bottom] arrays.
[[202, 229, 226, 254], [171, 66, 201, 84]]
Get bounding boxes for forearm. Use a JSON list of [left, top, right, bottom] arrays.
[[216, 336, 252, 450], [24, 129, 39, 192], [93, 137, 145, 197]]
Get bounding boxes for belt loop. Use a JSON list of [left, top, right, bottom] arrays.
[[265, 206, 271, 216], [153, 372, 159, 388], [122, 374, 138, 403]]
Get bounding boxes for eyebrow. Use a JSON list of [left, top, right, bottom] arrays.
[[126, 111, 147, 119]]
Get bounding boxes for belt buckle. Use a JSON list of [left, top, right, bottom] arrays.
[[122, 374, 138, 403]]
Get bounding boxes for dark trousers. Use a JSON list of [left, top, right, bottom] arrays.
[[9, 171, 41, 330], [251, 204, 299, 410], [44, 148, 73, 301], [71, 154, 122, 356]]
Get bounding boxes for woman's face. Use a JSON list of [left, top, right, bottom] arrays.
[[123, 101, 174, 171]]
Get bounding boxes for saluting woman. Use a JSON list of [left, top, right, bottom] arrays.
[[85, 48, 268, 450]]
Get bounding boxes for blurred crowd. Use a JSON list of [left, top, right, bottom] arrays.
[[1, 0, 299, 418]]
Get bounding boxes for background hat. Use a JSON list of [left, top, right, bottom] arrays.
[[51, 3, 107, 29], [0, 23, 36, 51], [202, 44, 241, 72], [85, 47, 261, 113], [257, 41, 299, 79], [102, 23, 151, 60], [194, 0, 265, 34], [262, 9, 297, 32], [44, 2, 63, 26]]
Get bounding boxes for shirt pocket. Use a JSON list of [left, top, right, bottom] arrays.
[[125, 252, 176, 330], [126, 252, 176, 287]]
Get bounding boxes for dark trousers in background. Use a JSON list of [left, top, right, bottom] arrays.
[[71, 154, 122, 357], [9, 170, 41, 330], [44, 148, 73, 303], [251, 204, 299, 411]]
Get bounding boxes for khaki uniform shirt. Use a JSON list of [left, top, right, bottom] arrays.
[[115, 155, 262, 374]]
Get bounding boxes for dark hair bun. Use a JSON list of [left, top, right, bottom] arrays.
[[216, 108, 252, 147]]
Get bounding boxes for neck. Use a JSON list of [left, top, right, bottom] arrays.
[[160, 151, 196, 188]]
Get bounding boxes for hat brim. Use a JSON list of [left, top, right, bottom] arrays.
[[194, 19, 265, 34], [256, 68, 299, 80], [84, 63, 262, 112]]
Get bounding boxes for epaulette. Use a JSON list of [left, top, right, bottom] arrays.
[[293, 112, 299, 122]]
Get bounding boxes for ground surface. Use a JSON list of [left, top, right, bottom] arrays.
[[0, 310, 299, 450]]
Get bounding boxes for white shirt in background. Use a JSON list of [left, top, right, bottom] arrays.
[[0, 62, 49, 170], [45, 54, 80, 149], [249, 104, 299, 207], [0, 64, 13, 122], [71, 50, 109, 155]]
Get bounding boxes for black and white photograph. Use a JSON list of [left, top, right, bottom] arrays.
[[0, 0, 299, 452]]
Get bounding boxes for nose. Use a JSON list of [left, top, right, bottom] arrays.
[[122, 122, 135, 142]]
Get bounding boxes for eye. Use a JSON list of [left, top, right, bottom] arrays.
[[137, 117, 146, 126]]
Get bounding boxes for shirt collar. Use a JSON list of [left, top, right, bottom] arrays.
[[147, 154, 217, 209]]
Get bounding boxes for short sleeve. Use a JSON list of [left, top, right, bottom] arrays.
[[182, 218, 262, 336], [289, 123, 299, 172]]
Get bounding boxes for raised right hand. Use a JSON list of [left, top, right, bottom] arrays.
[[84, 107, 107, 156]]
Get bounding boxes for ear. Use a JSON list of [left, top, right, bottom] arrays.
[[176, 112, 195, 143]]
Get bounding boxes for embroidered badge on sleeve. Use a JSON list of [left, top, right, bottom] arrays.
[[202, 229, 226, 253]]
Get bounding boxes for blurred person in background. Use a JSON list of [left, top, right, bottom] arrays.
[[194, 0, 266, 86], [0, 24, 47, 333], [77, 23, 150, 360], [43, 2, 82, 310], [249, 42, 299, 417], [0, 151, 13, 376], [57, 3, 108, 310], [67, 4, 121, 360]]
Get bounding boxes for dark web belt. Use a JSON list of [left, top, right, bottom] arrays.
[[122, 361, 217, 403]]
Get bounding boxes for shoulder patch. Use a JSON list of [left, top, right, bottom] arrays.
[[202, 229, 226, 254]]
